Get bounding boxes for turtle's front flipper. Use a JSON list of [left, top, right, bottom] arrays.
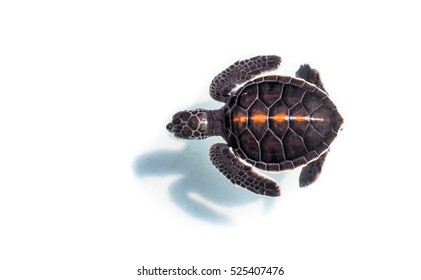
[[295, 64, 326, 92], [210, 55, 281, 102], [209, 143, 280, 197], [299, 151, 328, 187]]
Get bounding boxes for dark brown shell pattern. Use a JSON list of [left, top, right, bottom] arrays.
[[223, 75, 343, 172]]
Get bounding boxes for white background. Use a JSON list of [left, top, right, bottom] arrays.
[[1, 1, 420, 279]]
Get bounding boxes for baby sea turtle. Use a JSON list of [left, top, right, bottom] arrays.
[[166, 55, 343, 196]]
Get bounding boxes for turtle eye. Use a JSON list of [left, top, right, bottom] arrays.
[[172, 118, 181, 125], [180, 112, 191, 121]]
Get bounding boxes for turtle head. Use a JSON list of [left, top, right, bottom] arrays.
[[166, 109, 210, 139]]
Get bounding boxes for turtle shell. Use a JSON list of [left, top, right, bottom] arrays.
[[223, 75, 343, 172]]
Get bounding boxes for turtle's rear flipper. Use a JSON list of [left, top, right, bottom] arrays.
[[295, 64, 326, 92], [210, 55, 281, 102], [299, 151, 328, 187], [209, 143, 280, 197]]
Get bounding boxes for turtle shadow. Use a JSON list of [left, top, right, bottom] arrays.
[[133, 139, 287, 224], [133, 102, 285, 224]]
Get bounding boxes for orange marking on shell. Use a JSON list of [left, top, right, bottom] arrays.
[[233, 112, 247, 123], [272, 113, 288, 123], [250, 113, 267, 123], [294, 115, 308, 122]]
